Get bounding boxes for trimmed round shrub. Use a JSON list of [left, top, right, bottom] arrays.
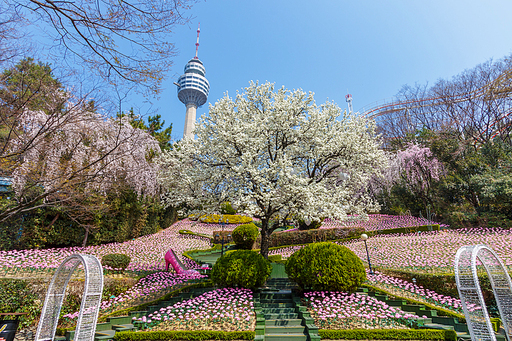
[[232, 223, 259, 249], [298, 218, 324, 230], [285, 242, 366, 292], [101, 253, 131, 272], [211, 250, 271, 289], [220, 202, 237, 215]]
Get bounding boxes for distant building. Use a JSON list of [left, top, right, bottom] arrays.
[[0, 176, 13, 194], [176, 23, 210, 139]]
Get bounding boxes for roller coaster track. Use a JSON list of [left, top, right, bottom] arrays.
[[358, 70, 512, 143]]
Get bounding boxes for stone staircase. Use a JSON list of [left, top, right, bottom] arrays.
[[255, 278, 320, 341]]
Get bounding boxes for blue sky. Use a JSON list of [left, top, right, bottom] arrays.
[[124, 0, 512, 139]]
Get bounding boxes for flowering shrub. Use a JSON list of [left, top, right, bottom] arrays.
[[304, 291, 421, 329], [135, 288, 255, 331]]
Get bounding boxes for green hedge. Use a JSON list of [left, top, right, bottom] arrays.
[[199, 214, 252, 224], [268, 226, 364, 247], [183, 245, 223, 261], [368, 224, 441, 236], [268, 254, 286, 264], [179, 230, 213, 240], [318, 329, 456, 341], [114, 330, 255, 341]]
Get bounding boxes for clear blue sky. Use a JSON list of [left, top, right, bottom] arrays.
[[127, 0, 512, 140]]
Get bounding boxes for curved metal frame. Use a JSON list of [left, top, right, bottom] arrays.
[[455, 244, 512, 341], [35, 254, 104, 341]]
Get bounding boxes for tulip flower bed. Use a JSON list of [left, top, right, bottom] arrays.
[[284, 214, 446, 233], [0, 218, 250, 277], [324, 214, 448, 231], [0, 219, 217, 276], [343, 228, 512, 273], [304, 291, 422, 329], [271, 227, 512, 274], [134, 288, 255, 332], [365, 271, 472, 314], [62, 271, 206, 322]]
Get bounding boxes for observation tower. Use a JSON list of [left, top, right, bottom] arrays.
[[176, 23, 210, 139]]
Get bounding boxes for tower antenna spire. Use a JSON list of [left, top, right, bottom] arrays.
[[176, 22, 209, 139], [345, 93, 353, 113], [194, 23, 200, 59]]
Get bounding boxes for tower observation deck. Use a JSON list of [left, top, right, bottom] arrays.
[[176, 23, 210, 139]]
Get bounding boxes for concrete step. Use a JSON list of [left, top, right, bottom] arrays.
[[264, 313, 299, 320], [106, 316, 133, 324], [261, 297, 294, 303], [262, 307, 295, 314], [421, 323, 455, 331], [431, 316, 460, 326], [260, 293, 293, 300], [266, 326, 305, 334], [386, 299, 408, 306], [401, 304, 427, 315], [265, 319, 303, 326], [456, 332, 471, 340], [111, 324, 136, 331], [261, 302, 295, 308], [417, 317, 433, 325], [454, 323, 469, 333], [264, 333, 307, 341]]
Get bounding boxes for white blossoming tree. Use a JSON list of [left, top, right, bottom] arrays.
[[158, 82, 387, 258]]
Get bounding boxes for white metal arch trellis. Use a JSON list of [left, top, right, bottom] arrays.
[[35, 254, 104, 341], [454, 244, 512, 341]]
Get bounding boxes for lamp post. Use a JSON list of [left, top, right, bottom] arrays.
[[360, 233, 374, 275], [216, 233, 225, 257], [218, 215, 225, 256]]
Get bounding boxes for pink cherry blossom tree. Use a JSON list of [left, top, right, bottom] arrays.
[[1, 94, 161, 229], [395, 143, 444, 208]]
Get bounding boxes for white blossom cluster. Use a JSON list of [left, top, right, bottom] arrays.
[[158, 81, 387, 229]]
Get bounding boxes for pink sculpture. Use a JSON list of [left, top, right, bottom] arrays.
[[165, 249, 199, 275]]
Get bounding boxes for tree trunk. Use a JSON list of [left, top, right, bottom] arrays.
[[260, 219, 271, 259], [45, 213, 60, 230], [82, 226, 90, 247]]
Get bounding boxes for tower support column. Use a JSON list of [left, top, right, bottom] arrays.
[[184, 103, 197, 139]]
